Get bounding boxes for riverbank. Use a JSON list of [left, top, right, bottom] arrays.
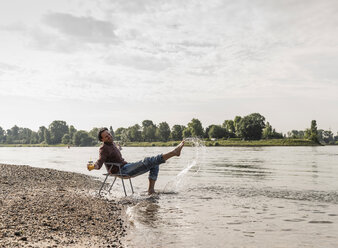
[[0, 163, 127, 248], [122, 138, 321, 147], [0, 144, 69, 147], [0, 138, 324, 147], [203, 138, 322, 146]]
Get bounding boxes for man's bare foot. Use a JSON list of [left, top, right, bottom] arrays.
[[162, 141, 185, 161], [148, 179, 156, 195], [148, 189, 156, 195], [173, 140, 185, 156]]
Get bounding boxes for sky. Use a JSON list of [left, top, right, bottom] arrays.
[[0, 0, 338, 134]]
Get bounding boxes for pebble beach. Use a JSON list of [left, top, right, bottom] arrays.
[[0, 163, 127, 248]]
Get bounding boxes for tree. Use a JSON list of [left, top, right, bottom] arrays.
[[18, 127, 33, 144], [11, 125, 19, 141], [129, 124, 142, 142], [208, 125, 228, 139], [305, 120, 319, 143], [321, 130, 334, 144], [287, 130, 305, 139], [69, 125, 77, 141], [121, 124, 142, 142], [120, 129, 129, 143], [109, 126, 114, 138], [262, 122, 273, 139], [49, 120, 69, 144], [187, 118, 204, 137], [142, 120, 154, 128], [6, 125, 19, 143], [38, 126, 47, 143], [204, 125, 214, 139], [182, 128, 192, 138], [170, 125, 185, 141], [334, 132, 338, 142], [44, 129, 51, 144], [262, 122, 283, 139], [310, 120, 317, 134], [73, 130, 95, 146], [30, 132, 39, 144], [62, 134, 71, 144], [142, 120, 157, 142], [0, 127, 5, 143], [157, 122, 171, 142], [114, 127, 126, 141], [222, 120, 235, 136], [6, 129, 13, 144], [233, 116, 242, 137], [309, 120, 319, 143], [237, 113, 266, 140], [88, 127, 100, 141]]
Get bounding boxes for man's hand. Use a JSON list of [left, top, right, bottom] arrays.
[[87, 161, 95, 171]]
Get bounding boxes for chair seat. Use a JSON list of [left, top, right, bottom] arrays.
[[103, 173, 131, 179], [98, 163, 134, 196]]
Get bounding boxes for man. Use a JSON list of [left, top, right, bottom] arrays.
[[88, 127, 185, 194]]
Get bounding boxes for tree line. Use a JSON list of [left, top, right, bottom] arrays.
[[0, 113, 337, 146], [288, 126, 338, 144]]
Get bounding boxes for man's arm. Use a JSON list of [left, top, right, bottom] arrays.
[[94, 146, 107, 170]]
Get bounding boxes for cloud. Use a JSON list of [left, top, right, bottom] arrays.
[[1, 1, 338, 114], [295, 49, 338, 82], [95, 0, 168, 15], [0, 62, 22, 72], [0, 22, 26, 32], [24, 28, 74, 53], [105, 53, 171, 72], [42, 12, 118, 44]]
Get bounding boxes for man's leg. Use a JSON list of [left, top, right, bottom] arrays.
[[162, 140, 185, 161], [120, 141, 185, 194], [148, 179, 156, 194], [147, 141, 184, 194], [148, 164, 159, 194], [120, 140, 185, 177]]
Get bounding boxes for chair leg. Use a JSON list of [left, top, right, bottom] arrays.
[[99, 174, 109, 196], [108, 176, 117, 193], [118, 167, 127, 197], [121, 178, 127, 196], [129, 178, 134, 194]]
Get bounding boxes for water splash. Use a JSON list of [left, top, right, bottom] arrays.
[[164, 137, 206, 192]]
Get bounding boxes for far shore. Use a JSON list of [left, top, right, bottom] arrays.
[[0, 138, 326, 147]]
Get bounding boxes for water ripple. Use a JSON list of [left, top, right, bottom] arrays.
[[193, 185, 338, 204]]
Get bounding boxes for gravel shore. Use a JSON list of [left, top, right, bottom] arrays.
[[0, 163, 127, 248]]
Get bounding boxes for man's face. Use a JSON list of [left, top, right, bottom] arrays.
[[101, 130, 113, 143]]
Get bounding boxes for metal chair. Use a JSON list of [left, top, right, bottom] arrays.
[[98, 162, 134, 197]]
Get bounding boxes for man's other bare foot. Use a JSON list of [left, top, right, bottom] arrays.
[[173, 140, 185, 156], [148, 189, 156, 195], [148, 178, 156, 195]]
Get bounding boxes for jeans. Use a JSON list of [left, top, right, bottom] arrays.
[[120, 154, 165, 180]]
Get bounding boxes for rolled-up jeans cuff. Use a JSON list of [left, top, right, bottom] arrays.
[[148, 162, 159, 180], [160, 154, 165, 163]]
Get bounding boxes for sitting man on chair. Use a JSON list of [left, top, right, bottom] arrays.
[[88, 127, 185, 194]]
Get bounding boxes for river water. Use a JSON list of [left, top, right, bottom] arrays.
[[1, 145, 337, 248]]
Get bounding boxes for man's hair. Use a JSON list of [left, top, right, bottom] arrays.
[[98, 127, 108, 141]]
